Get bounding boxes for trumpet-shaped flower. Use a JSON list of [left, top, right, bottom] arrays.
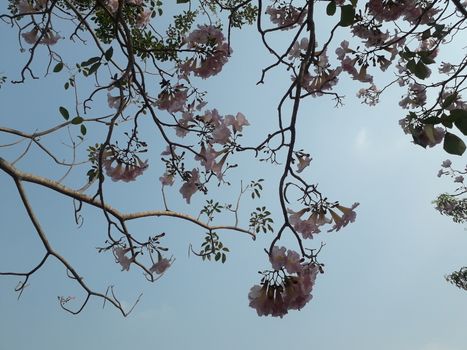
[[328, 202, 360, 232], [150, 258, 171, 274], [113, 247, 132, 271]]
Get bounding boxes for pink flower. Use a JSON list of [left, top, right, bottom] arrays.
[[136, 9, 151, 28], [159, 172, 174, 186], [179, 169, 199, 203], [335, 40, 351, 60], [184, 25, 231, 79], [269, 246, 287, 270], [287, 265, 319, 310], [40, 30, 60, 45], [106, 0, 119, 13], [161, 145, 175, 156], [454, 176, 464, 183], [284, 250, 301, 274], [287, 208, 308, 226], [200, 109, 222, 128], [328, 203, 359, 232], [21, 28, 39, 45], [367, 0, 405, 21], [399, 84, 427, 109], [175, 112, 194, 137], [288, 38, 308, 59], [211, 121, 231, 145], [225, 112, 250, 133], [265, 5, 305, 30], [107, 93, 121, 109], [270, 247, 302, 274], [441, 159, 452, 168], [296, 155, 311, 173], [126, 0, 143, 5], [248, 284, 275, 317], [195, 143, 218, 171], [156, 87, 187, 113], [102, 150, 149, 182], [287, 208, 330, 239], [357, 84, 380, 106], [439, 62, 454, 74], [17, 0, 35, 14], [113, 247, 132, 271], [150, 258, 171, 274]]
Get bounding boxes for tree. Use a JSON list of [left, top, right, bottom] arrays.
[[0, 0, 466, 319], [434, 159, 467, 289]]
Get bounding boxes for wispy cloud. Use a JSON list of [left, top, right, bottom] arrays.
[[354, 128, 368, 149]]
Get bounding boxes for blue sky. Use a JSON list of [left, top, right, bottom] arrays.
[[1, 2, 467, 350]]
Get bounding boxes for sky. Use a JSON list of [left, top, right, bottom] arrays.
[[1, 2, 467, 350]]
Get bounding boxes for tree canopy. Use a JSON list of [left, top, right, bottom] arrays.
[[1, 0, 466, 320]]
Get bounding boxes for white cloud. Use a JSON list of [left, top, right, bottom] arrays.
[[354, 128, 368, 149]]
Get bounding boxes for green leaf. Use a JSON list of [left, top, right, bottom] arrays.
[[221, 254, 226, 264], [419, 52, 435, 65], [59, 106, 69, 120], [339, 5, 355, 27], [442, 93, 458, 109], [71, 116, 83, 125], [326, 1, 336, 16], [87, 62, 101, 76], [81, 57, 100, 67], [53, 62, 64, 73], [176, 0, 189, 3], [80, 124, 87, 135], [422, 116, 441, 125], [421, 29, 431, 40], [406, 59, 416, 73], [413, 60, 429, 79], [450, 109, 467, 135], [455, 118, 467, 135], [443, 132, 466, 155], [104, 47, 113, 61]]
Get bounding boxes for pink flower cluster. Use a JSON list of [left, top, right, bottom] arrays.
[[158, 109, 249, 203], [113, 247, 133, 271], [195, 143, 227, 179], [17, 0, 48, 14], [102, 149, 149, 182], [179, 169, 200, 204], [328, 203, 360, 232], [265, 5, 305, 30], [357, 84, 381, 106], [288, 202, 359, 238], [399, 83, 427, 109], [21, 27, 60, 45], [248, 247, 319, 318], [269, 246, 301, 273], [150, 258, 171, 274], [367, 0, 440, 24], [181, 25, 231, 79], [288, 37, 309, 60], [136, 9, 152, 28], [297, 52, 342, 95], [156, 86, 188, 113]]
